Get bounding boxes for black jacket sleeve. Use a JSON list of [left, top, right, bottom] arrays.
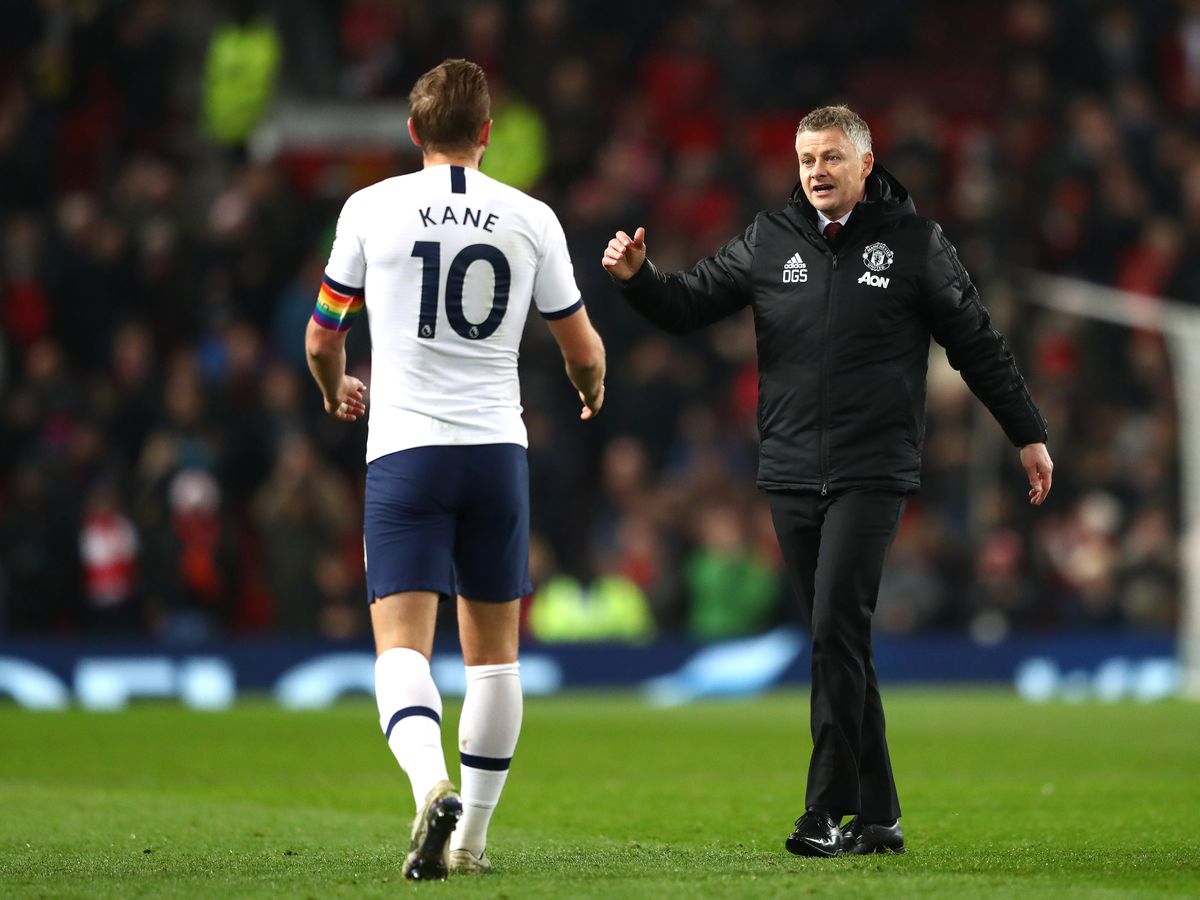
[[613, 222, 755, 334], [918, 222, 1049, 447]]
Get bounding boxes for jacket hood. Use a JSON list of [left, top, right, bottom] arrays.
[[788, 163, 915, 227]]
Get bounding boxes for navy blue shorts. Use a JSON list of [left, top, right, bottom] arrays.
[[363, 443, 531, 604]]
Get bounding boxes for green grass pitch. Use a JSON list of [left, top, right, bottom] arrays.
[[1, 689, 1198, 898]]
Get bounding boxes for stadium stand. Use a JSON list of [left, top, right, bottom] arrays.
[[0, 0, 1185, 642]]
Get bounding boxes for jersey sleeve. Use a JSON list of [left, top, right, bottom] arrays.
[[532, 208, 583, 320], [313, 196, 366, 332]]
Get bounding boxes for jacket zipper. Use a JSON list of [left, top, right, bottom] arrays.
[[819, 253, 837, 496]]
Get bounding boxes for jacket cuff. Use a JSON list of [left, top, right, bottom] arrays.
[[612, 259, 659, 294], [1004, 420, 1049, 448]]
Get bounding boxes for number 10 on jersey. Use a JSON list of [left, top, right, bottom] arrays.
[[412, 241, 511, 341]]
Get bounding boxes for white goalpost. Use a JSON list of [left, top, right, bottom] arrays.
[[1028, 272, 1200, 699]]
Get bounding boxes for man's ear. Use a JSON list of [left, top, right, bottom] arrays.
[[478, 119, 493, 148], [407, 117, 423, 147], [861, 149, 875, 179]]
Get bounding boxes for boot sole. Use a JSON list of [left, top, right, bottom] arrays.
[[403, 795, 463, 881]]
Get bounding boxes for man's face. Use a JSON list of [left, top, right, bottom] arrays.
[[795, 128, 874, 221]]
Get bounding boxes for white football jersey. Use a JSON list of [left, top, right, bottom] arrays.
[[321, 164, 582, 463]]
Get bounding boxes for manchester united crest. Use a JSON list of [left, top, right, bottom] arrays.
[[862, 242, 894, 272]]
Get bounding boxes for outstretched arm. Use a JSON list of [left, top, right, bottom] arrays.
[[918, 223, 1051, 504], [601, 224, 754, 334], [546, 306, 606, 420]]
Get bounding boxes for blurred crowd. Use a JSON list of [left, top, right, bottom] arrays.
[[0, 0, 1188, 643]]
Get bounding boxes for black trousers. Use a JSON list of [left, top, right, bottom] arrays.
[[767, 487, 905, 822]]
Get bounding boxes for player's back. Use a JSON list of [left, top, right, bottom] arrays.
[[323, 164, 580, 462]]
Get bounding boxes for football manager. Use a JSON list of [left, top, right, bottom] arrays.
[[602, 104, 1052, 857]]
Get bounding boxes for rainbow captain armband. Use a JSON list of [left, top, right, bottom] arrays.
[[312, 275, 365, 331]]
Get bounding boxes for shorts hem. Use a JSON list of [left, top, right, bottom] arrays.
[[458, 582, 532, 604], [367, 582, 455, 604]]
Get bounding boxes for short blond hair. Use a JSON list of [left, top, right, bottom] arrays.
[[796, 105, 872, 156], [409, 58, 491, 154]]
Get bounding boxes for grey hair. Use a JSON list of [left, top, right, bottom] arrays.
[[796, 105, 872, 156]]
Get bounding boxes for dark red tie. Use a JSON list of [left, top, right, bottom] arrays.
[[823, 221, 843, 244]]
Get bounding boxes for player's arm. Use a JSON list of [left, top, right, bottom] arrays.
[[546, 306, 606, 420], [306, 273, 367, 422], [308, 194, 368, 423], [534, 208, 605, 420], [306, 318, 366, 422]]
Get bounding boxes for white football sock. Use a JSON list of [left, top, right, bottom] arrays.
[[450, 661, 522, 855], [375, 647, 450, 808]]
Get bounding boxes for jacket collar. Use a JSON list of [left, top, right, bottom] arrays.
[[786, 163, 915, 240]]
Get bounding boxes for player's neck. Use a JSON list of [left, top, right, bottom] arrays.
[[422, 150, 483, 170]]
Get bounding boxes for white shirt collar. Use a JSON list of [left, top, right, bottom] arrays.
[[817, 208, 853, 232]]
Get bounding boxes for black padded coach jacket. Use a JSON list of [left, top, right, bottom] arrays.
[[616, 164, 1048, 494]]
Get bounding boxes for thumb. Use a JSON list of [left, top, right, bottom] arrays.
[[633, 226, 646, 249]]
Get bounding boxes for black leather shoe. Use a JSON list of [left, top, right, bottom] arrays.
[[841, 816, 905, 855], [785, 809, 844, 857]]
